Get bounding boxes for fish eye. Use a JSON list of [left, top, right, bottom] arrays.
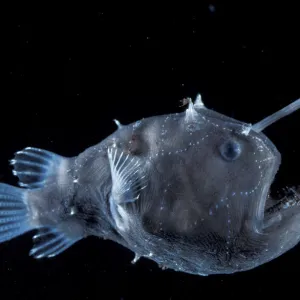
[[219, 140, 241, 161]]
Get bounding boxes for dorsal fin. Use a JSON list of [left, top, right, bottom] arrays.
[[10, 147, 69, 189]]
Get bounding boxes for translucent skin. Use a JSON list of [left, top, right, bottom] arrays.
[[70, 102, 299, 275], [1, 98, 300, 275]]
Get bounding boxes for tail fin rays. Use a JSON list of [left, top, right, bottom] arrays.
[[0, 183, 32, 243]]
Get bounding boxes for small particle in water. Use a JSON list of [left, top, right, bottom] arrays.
[[208, 4, 216, 12], [179, 98, 190, 107]]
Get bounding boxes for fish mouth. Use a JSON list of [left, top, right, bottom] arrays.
[[245, 98, 300, 219], [265, 186, 300, 214], [251, 98, 300, 189], [254, 99, 300, 217]]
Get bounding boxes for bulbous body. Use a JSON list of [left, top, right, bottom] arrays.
[[0, 95, 300, 276]]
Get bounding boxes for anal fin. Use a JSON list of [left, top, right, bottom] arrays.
[[30, 227, 80, 259], [10, 147, 68, 189]]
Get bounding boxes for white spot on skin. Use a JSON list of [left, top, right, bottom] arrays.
[[208, 4, 216, 12], [70, 207, 76, 215]]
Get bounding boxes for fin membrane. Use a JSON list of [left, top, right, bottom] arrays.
[[107, 147, 147, 205], [107, 147, 147, 230], [10, 147, 66, 188], [0, 183, 31, 243], [30, 227, 80, 259]]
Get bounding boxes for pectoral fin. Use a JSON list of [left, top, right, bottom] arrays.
[[107, 147, 147, 231]]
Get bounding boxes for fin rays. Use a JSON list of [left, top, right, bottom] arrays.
[[30, 227, 79, 259], [108, 147, 147, 204], [0, 183, 31, 243], [10, 147, 66, 189], [107, 147, 147, 231]]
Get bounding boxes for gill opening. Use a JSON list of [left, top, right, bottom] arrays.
[[251, 98, 300, 132]]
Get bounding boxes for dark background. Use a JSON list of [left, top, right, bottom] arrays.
[[2, 2, 300, 299]]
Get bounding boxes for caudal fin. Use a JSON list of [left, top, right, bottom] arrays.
[[1, 147, 83, 258], [0, 182, 81, 259], [0, 183, 32, 243]]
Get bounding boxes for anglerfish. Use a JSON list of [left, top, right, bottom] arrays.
[[0, 94, 300, 276]]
